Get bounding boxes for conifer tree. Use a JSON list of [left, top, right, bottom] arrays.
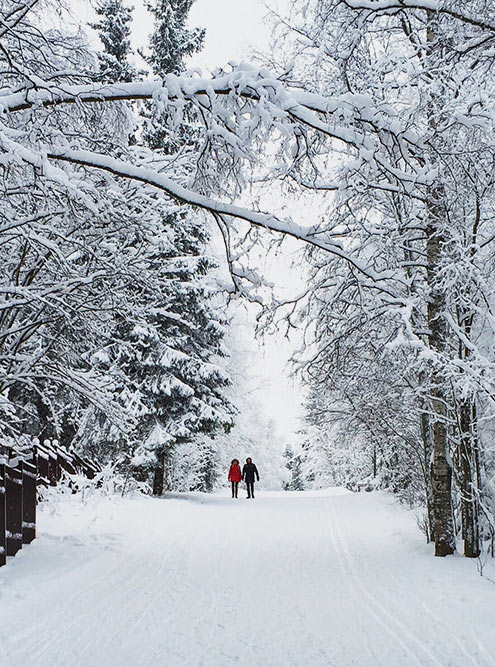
[[284, 445, 305, 492], [119, 210, 235, 495], [91, 0, 137, 83], [142, 0, 204, 150], [144, 0, 204, 76], [137, 0, 234, 495], [80, 0, 234, 494]]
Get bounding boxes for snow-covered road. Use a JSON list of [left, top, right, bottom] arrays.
[[1, 488, 494, 667]]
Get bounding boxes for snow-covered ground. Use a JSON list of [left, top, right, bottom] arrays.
[[1, 487, 494, 667]]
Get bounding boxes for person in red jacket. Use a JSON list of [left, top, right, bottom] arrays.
[[228, 459, 242, 498]]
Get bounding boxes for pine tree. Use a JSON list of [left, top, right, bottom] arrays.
[[91, 0, 138, 83], [144, 0, 204, 76], [120, 210, 235, 495], [70, 0, 234, 493], [283, 445, 305, 491], [142, 0, 204, 151], [135, 0, 234, 494]]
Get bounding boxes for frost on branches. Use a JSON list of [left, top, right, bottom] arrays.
[[0, 0, 235, 494], [0, 1, 494, 556], [273, 0, 495, 558]]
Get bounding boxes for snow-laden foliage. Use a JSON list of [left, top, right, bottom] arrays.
[[72, 0, 235, 494], [0, 0, 235, 495], [143, 0, 205, 76], [272, 0, 495, 556], [167, 316, 288, 492], [91, 0, 140, 83], [1, 0, 494, 557]]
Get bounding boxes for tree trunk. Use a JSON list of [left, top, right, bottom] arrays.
[[454, 304, 481, 558], [424, 12, 455, 557], [429, 390, 455, 556], [152, 450, 165, 496], [420, 409, 434, 543], [458, 400, 481, 558], [425, 222, 455, 556]]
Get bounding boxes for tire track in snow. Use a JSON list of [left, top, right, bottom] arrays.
[[31, 542, 161, 666], [188, 506, 310, 667], [91, 535, 182, 661], [81, 520, 207, 665], [3, 542, 135, 665], [263, 507, 338, 667], [186, 498, 338, 667], [327, 498, 446, 667]]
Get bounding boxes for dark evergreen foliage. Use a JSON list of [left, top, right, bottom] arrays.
[[141, 0, 204, 151], [284, 445, 305, 491], [91, 0, 139, 83], [143, 0, 205, 76], [79, 0, 234, 494]]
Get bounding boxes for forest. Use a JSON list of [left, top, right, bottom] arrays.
[[0, 0, 494, 563]]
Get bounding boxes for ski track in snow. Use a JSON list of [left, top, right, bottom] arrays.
[[1, 488, 494, 667], [327, 499, 441, 666]]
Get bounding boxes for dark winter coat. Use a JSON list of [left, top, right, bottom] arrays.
[[242, 462, 259, 483], [228, 464, 242, 483]]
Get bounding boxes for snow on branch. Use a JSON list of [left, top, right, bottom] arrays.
[[0, 0, 41, 40], [47, 146, 398, 287], [2, 67, 428, 187], [0, 61, 427, 294], [340, 0, 495, 32], [1, 81, 164, 114]]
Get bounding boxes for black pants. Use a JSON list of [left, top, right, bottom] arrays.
[[231, 482, 238, 498], [246, 481, 255, 498]]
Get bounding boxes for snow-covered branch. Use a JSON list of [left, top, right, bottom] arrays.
[[341, 0, 495, 32], [48, 146, 400, 286], [0, 0, 41, 39], [2, 69, 429, 188]]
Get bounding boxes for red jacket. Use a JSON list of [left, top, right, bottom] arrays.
[[228, 464, 242, 482]]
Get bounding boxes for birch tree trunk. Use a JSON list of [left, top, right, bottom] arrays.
[[426, 291, 455, 555], [425, 13, 455, 556]]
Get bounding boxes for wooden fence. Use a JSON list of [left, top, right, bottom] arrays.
[[0, 442, 100, 567]]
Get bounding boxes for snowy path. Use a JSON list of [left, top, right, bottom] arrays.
[[1, 488, 494, 667]]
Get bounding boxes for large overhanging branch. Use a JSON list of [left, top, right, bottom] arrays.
[[1, 73, 427, 187], [340, 0, 495, 32], [47, 146, 404, 291], [2, 80, 164, 114], [4, 75, 416, 144], [1, 67, 420, 298]]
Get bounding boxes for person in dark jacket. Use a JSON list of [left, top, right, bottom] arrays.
[[242, 457, 260, 498], [228, 459, 242, 498]]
